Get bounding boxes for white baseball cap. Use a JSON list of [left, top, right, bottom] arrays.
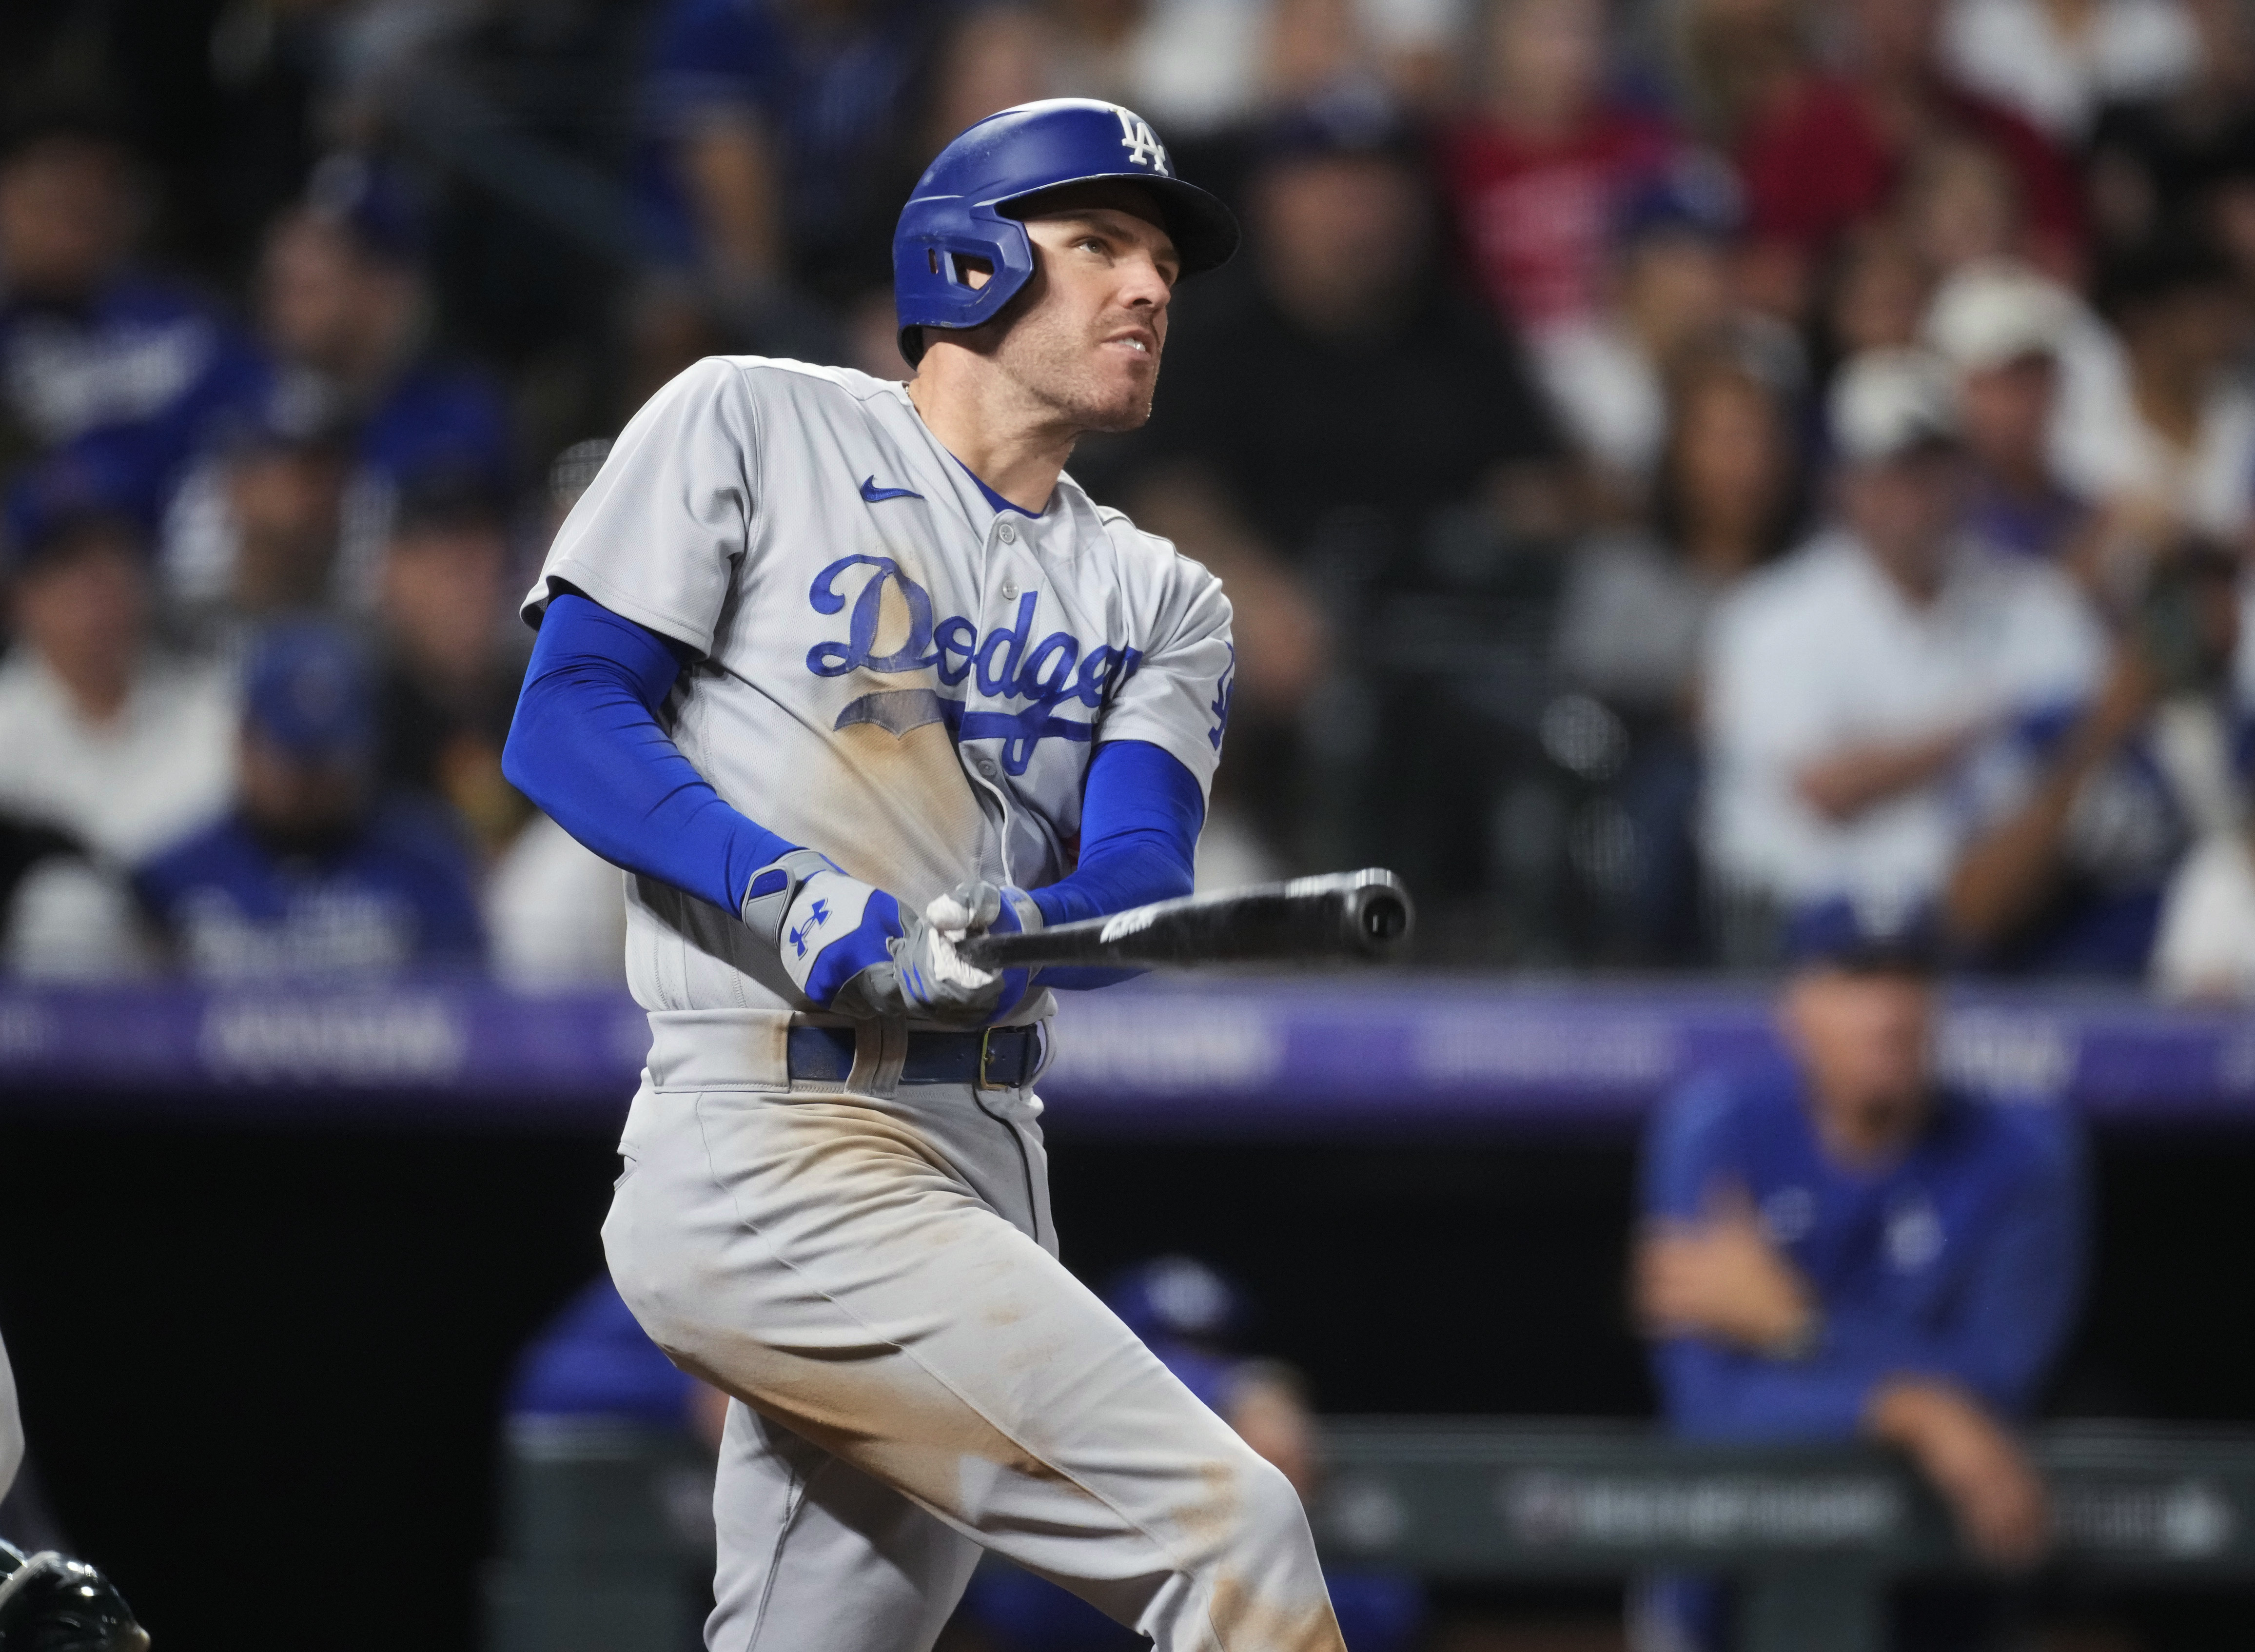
[[1829, 348, 1962, 465], [1922, 260, 2077, 371]]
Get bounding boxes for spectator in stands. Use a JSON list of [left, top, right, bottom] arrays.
[[1091, 100, 1561, 899], [1897, 133, 2028, 283], [163, 156, 513, 613], [922, 4, 1063, 160], [373, 472, 527, 856], [1922, 261, 2094, 566], [1632, 901, 2083, 1650], [1732, 0, 2082, 319], [2086, 0, 2255, 253], [136, 621, 485, 980], [0, 813, 125, 979], [1556, 344, 1805, 962], [0, 463, 232, 979], [1947, 535, 2245, 976], [1669, 0, 1809, 148], [636, 0, 939, 329], [1940, 0, 2196, 145], [0, 462, 235, 867], [2076, 228, 2255, 544], [2152, 749, 2255, 999], [956, 1257, 1425, 1652], [1817, 223, 1935, 363], [0, 116, 264, 523], [210, 413, 352, 632], [1530, 153, 1764, 508], [1435, 0, 1679, 343], [1251, 0, 1402, 129], [1700, 349, 2099, 958]]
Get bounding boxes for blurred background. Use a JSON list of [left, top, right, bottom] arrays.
[[8, 0, 2255, 1647]]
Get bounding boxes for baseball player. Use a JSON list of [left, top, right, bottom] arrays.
[[502, 100, 1344, 1652]]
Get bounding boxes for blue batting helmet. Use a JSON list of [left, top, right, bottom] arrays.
[[893, 99, 1240, 365]]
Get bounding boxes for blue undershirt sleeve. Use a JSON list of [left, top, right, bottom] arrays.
[[1030, 739, 1205, 990], [503, 592, 796, 916]]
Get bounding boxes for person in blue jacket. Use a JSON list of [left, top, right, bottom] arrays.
[[160, 154, 515, 611], [0, 117, 267, 525], [136, 621, 485, 980], [1631, 899, 2085, 1650]]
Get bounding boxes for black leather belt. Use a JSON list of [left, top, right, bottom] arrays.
[[785, 1024, 1040, 1090]]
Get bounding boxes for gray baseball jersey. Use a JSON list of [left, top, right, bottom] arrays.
[[523, 355, 1235, 1020]]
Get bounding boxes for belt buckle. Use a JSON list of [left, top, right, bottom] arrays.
[[976, 1025, 1009, 1091]]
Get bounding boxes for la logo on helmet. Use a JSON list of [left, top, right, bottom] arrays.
[[1114, 108, 1172, 176]]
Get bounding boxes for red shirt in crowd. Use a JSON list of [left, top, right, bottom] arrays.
[[1436, 108, 1678, 334], [1735, 72, 2084, 257]]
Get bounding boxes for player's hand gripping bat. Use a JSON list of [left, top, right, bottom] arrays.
[[955, 868, 1413, 971]]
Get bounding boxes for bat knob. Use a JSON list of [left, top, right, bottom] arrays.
[[1345, 869, 1415, 959]]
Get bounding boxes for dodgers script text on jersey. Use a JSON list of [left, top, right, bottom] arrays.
[[524, 355, 1234, 1020]]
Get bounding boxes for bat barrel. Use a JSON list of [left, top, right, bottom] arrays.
[[956, 868, 1414, 971]]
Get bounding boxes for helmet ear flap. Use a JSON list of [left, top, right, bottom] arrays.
[[893, 206, 1038, 364]]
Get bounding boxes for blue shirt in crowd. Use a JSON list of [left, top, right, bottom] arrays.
[[335, 360, 515, 499], [1956, 697, 2255, 978], [1641, 1061, 2084, 1440], [135, 800, 486, 981], [0, 276, 268, 523], [1962, 476, 2086, 566]]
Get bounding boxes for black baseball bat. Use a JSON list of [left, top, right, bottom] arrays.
[[955, 868, 1413, 970]]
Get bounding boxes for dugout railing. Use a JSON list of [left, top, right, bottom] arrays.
[[481, 1416, 2255, 1652]]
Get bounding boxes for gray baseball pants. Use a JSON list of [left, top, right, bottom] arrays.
[[602, 1011, 1345, 1652]]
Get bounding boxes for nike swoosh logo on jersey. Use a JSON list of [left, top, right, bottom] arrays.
[[859, 476, 923, 503]]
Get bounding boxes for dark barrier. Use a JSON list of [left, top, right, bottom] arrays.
[[5, 979, 2255, 1131], [1314, 1420, 2255, 1652], [485, 1419, 2255, 1652]]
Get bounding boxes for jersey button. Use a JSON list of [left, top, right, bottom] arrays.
[[1000, 578, 1019, 600], [998, 522, 1017, 543], [976, 757, 1000, 779]]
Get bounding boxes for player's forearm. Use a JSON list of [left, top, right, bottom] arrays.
[[1025, 740, 1203, 989], [506, 594, 795, 915]]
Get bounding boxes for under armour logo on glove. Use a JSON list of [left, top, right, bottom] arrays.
[[788, 900, 830, 958], [1115, 107, 1170, 174]]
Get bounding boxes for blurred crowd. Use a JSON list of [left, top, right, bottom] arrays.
[[9, 0, 2255, 987]]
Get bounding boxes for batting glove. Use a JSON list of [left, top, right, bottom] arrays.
[[740, 849, 902, 1014], [924, 881, 1042, 1023], [741, 852, 1019, 1023]]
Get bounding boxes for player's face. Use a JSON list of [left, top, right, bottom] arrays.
[[1784, 968, 1935, 1161], [999, 199, 1180, 433]]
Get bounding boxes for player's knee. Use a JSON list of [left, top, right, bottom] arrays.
[[1226, 1448, 1315, 1559]]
